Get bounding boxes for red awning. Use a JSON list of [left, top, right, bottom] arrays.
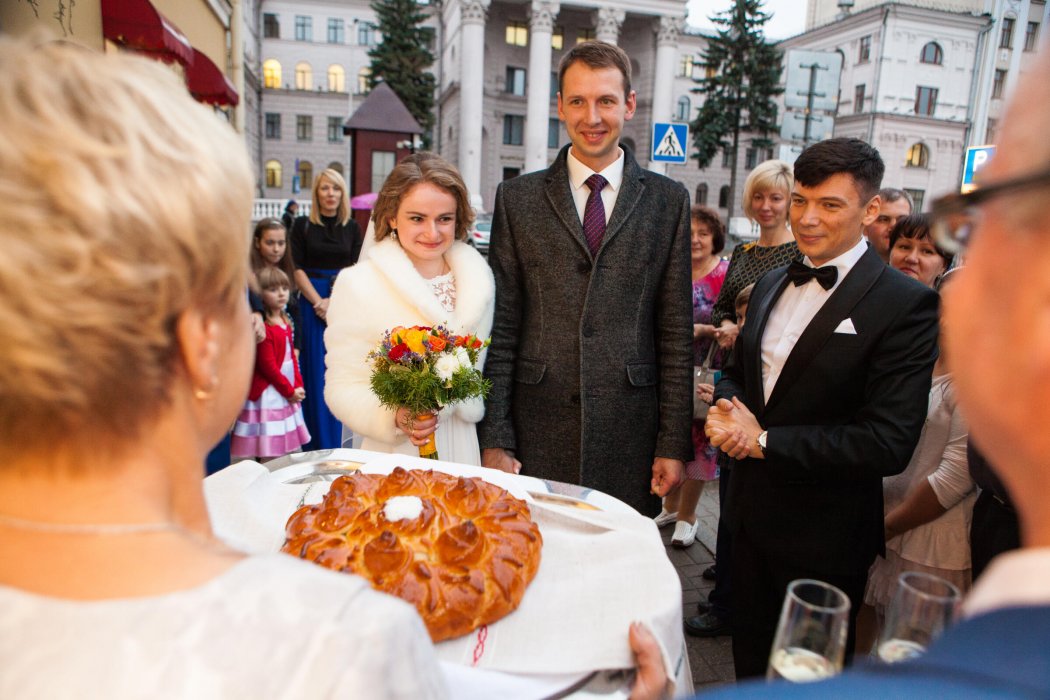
[[186, 48, 239, 107], [101, 0, 194, 68]]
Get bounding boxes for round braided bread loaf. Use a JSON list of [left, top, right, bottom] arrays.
[[282, 467, 543, 642]]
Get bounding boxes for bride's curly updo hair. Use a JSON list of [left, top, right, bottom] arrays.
[[371, 152, 475, 243]]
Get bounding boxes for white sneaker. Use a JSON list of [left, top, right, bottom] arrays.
[[671, 519, 698, 548], [653, 509, 678, 528]]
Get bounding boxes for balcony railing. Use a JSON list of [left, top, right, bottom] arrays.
[[253, 199, 312, 222]]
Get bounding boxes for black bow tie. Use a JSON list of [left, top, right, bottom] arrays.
[[786, 260, 838, 291]]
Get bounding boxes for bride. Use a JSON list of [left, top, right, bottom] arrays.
[[324, 153, 494, 465]]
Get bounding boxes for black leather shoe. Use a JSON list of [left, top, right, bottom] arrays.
[[701, 564, 717, 581], [684, 612, 731, 638]]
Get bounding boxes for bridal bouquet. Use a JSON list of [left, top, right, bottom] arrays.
[[368, 325, 490, 459]]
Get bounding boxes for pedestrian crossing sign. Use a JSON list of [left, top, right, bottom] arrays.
[[651, 122, 689, 164]]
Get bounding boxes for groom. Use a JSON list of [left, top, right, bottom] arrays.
[[706, 138, 940, 678]]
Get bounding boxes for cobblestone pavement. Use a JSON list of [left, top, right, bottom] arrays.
[[658, 480, 736, 693]]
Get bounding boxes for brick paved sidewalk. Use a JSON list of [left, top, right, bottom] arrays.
[[659, 479, 736, 692]]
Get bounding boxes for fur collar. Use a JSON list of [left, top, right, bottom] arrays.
[[366, 237, 494, 332]]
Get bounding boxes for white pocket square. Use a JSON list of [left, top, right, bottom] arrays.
[[834, 318, 857, 335]]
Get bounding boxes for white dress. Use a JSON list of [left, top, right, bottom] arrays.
[[0, 554, 447, 699], [865, 374, 976, 611], [324, 238, 495, 466]]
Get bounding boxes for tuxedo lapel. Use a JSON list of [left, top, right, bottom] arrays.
[[764, 247, 885, 413], [748, 266, 791, 415], [543, 150, 591, 257]]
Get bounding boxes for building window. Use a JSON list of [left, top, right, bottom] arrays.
[[919, 41, 942, 65], [858, 35, 872, 63], [718, 185, 730, 208], [503, 114, 524, 145], [506, 66, 526, 95], [263, 59, 282, 89], [298, 161, 313, 191], [265, 113, 281, 139], [675, 96, 691, 121], [985, 118, 999, 144], [696, 183, 708, 206], [328, 65, 345, 92], [503, 167, 521, 180], [577, 28, 595, 44], [296, 115, 312, 141], [914, 86, 938, 116], [905, 142, 929, 168], [372, 151, 396, 192], [327, 18, 344, 44], [265, 160, 282, 188], [327, 162, 344, 176], [548, 118, 560, 149], [295, 15, 312, 42], [263, 13, 279, 39], [1025, 22, 1040, 51], [328, 117, 344, 142], [904, 188, 925, 213], [552, 26, 564, 50], [992, 69, 1007, 99], [357, 66, 372, 95], [358, 22, 376, 46], [679, 54, 694, 78], [745, 147, 758, 170], [295, 62, 312, 90], [721, 149, 732, 168], [1000, 17, 1015, 48], [506, 21, 528, 47], [550, 71, 559, 99], [854, 84, 866, 113]]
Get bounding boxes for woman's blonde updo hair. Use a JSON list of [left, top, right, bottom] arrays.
[[371, 152, 475, 242], [0, 36, 253, 459], [742, 159, 794, 220]]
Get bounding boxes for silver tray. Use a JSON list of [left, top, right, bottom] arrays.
[[268, 459, 364, 485]]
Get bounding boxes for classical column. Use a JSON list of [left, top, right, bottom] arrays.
[[458, 0, 490, 204], [594, 7, 625, 45], [524, 0, 560, 173], [648, 15, 684, 174]]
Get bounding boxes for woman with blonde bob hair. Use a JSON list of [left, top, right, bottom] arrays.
[[325, 152, 494, 465], [0, 36, 443, 697], [289, 167, 363, 450], [711, 159, 800, 351]]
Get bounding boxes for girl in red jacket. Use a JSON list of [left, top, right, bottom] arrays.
[[231, 267, 310, 460]]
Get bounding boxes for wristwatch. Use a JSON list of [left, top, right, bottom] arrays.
[[757, 430, 768, 456]]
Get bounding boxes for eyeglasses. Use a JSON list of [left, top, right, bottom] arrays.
[[930, 165, 1050, 253]]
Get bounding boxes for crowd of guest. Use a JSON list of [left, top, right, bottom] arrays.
[[3, 30, 1049, 700]]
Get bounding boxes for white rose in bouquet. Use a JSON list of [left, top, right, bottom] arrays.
[[435, 353, 463, 381]]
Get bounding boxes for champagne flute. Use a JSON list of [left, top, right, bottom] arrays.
[[766, 579, 850, 683], [876, 571, 960, 663]]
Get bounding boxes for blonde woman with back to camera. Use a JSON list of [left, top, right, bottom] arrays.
[[324, 153, 494, 465], [0, 37, 443, 698]]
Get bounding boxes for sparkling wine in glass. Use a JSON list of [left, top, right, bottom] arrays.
[[766, 579, 850, 683], [876, 571, 960, 663]]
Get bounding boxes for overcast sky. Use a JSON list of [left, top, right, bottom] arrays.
[[686, 0, 808, 41]]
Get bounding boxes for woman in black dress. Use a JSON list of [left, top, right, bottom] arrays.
[[290, 168, 363, 449]]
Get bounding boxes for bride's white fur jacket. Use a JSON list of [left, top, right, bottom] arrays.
[[324, 235, 495, 447]]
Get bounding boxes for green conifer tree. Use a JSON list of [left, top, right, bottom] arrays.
[[691, 0, 783, 217], [368, 0, 436, 147]]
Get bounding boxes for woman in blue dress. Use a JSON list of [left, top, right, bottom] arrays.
[[290, 168, 363, 449]]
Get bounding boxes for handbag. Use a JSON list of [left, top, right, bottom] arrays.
[[693, 343, 720, 420]]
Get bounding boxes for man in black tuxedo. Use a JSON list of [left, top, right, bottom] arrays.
[[705, 138, 940, 678]]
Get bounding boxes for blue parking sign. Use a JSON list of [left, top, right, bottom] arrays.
[[652, 122, 689, 164], [962, 146, 995, 193]]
